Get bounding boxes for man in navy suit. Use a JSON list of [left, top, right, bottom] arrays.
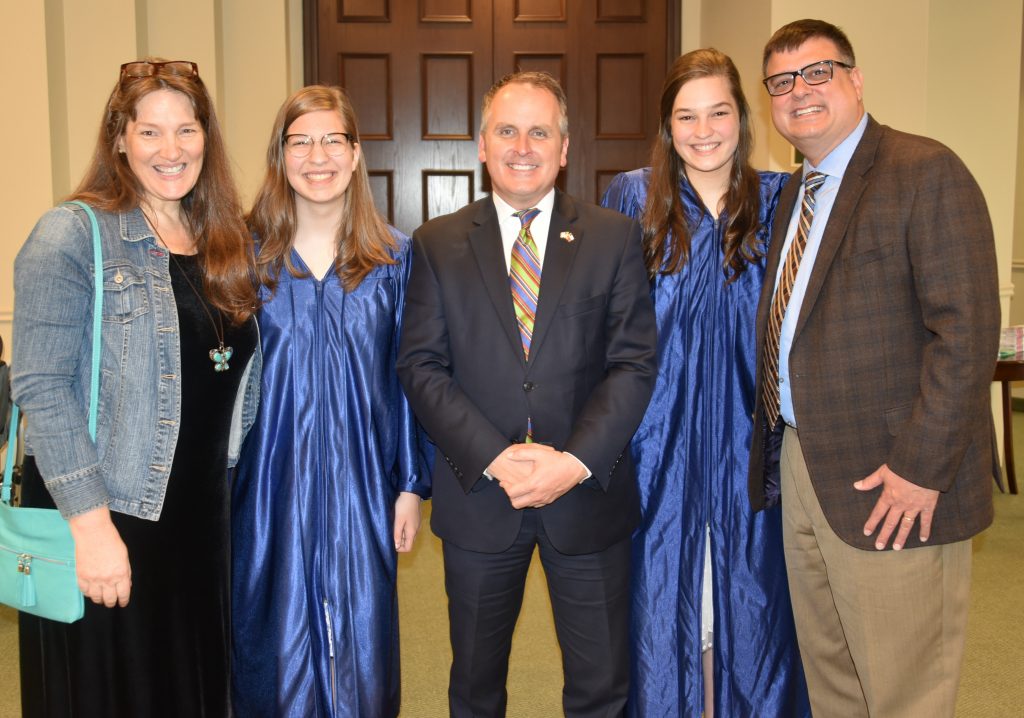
[[397, 72, 657, 717]]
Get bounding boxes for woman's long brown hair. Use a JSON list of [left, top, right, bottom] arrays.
[[70, 60, 256, 324], [248, 85, 395, 294], [643, 48, 763, 282]]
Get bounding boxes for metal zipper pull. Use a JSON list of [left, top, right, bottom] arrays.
[[18, 554, 37, 607], [323, 599, 337, 710]]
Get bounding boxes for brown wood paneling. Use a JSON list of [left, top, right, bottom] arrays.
[[596, 0, 645, 22], [422, 170, 474, 223], [338, 0, 389, 22], [310, 0, 675, 232], [420, 0, 472, 22], [315, 0, 492, 233], [421, 53, 474, 140], [512, 53, 566, 86], [367, 170, 395, 225], [494, 0, 669, 204], [514, 0, 566, 22], [338, 54, 392, 140], [595, 53, 645, 139]]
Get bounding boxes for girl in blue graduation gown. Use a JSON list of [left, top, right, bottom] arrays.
[[232, 86, 432, 718], [602, 50, 810, 718]]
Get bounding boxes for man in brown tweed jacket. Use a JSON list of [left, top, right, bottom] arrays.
[[749, 19, 1000, 717]]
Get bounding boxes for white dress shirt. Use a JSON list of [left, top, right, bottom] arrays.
[[492, 188, 556, 271], [774, 112, 869, 427]]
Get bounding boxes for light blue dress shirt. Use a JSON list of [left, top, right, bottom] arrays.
[[775, 112, 869, 426]]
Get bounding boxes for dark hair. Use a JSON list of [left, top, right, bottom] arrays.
[[70, 59, 256, 324], [641, 48, 762, 281], [248, 85, 395, 294], [481, 71, 569, 137], [762, 19, 856, 74]]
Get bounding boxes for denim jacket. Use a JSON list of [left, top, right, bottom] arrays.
[[11, 204, 261, 520]]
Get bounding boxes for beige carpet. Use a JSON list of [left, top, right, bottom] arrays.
[[397, 489, 1024, 717], [2, 461, 1022, 716]]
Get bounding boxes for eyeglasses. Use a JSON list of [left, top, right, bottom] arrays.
[[763, 59, 853, 96], [119, 60, 199, 84], [283, 133, 357, 158]]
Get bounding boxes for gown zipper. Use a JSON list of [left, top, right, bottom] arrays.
[[700, 213, 724, 703], [313, 278, 338, 713]]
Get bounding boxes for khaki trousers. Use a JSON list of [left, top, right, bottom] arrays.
[[781, 427, 972, 718]]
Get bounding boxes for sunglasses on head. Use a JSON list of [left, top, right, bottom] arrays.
[[119, 60, 199, 84]]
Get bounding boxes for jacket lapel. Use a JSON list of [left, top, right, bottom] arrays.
[[756, 171, 800, 352], [792, 116, 880, 342], [528, 190, 580, 364], [468, 200, 525, 365]]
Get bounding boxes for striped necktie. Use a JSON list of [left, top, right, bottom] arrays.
[[510, 207, 542, 359], [762, 171, 827, 428]]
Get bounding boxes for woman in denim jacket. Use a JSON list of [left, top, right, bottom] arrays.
[[12, 60, 259, 717]]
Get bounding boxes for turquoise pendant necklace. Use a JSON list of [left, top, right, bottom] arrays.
[[148, 217, 233, 372]]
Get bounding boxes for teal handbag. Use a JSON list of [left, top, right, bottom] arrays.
[[0, 200, 103, 623]]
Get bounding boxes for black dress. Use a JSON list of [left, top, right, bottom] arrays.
[[19, 253, 257, 718]]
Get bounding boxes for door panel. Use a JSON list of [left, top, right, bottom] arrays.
[[308, 0, 677, 234]]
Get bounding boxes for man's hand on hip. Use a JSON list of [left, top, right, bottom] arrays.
[[855, 463, 939, 550]]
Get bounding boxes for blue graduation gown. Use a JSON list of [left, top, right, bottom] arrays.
[[231, 232, 432, 718], [602, 170, 810, 717]]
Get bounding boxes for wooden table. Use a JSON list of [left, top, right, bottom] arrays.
[[993, 356, 1023, 494]]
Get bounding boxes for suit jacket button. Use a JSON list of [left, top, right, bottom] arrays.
[[523, 381, 534, 392]]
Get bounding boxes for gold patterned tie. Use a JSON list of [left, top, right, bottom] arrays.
[[762, 171, 827, 427]]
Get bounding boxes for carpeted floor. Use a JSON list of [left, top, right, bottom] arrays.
[[396, 487, 1024, 717], [1, 442, 1022, 716]]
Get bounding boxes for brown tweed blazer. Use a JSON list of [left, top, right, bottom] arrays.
[[748, 116, 1000, 549]]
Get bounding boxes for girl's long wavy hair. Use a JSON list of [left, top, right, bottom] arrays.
[[642, 48, 763, 282], [70, 59, 256, 324], [248, 85, 395, 294]]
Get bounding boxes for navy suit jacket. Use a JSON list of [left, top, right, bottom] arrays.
[[397, 190, 657, 555]]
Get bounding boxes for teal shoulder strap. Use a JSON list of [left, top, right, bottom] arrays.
[[66, 200, 102, 441], [1, 404, 17, 503]]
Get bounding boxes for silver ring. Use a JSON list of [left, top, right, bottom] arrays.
[[901, 515, 915, 523]]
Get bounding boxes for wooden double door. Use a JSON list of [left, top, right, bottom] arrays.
[[305, 0, 679, 235]]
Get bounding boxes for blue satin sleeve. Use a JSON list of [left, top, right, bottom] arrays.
[[390, 230, 433, 498], [601, 169, 646, 221]]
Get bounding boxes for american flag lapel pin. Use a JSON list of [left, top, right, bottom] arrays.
[[560, 231, 575, 243]]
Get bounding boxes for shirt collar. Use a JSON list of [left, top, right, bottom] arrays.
[[491, 188, 556, 223], [804, 112, 869, 182]]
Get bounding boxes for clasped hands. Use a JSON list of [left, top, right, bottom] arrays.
[[854, 463, 939, 551], [487, 444, 589, 509]]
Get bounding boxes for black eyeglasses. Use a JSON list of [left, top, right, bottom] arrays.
[[119, 61, 199, 84], [283, 133, 357, 158], [763, 59, 853, 96]]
